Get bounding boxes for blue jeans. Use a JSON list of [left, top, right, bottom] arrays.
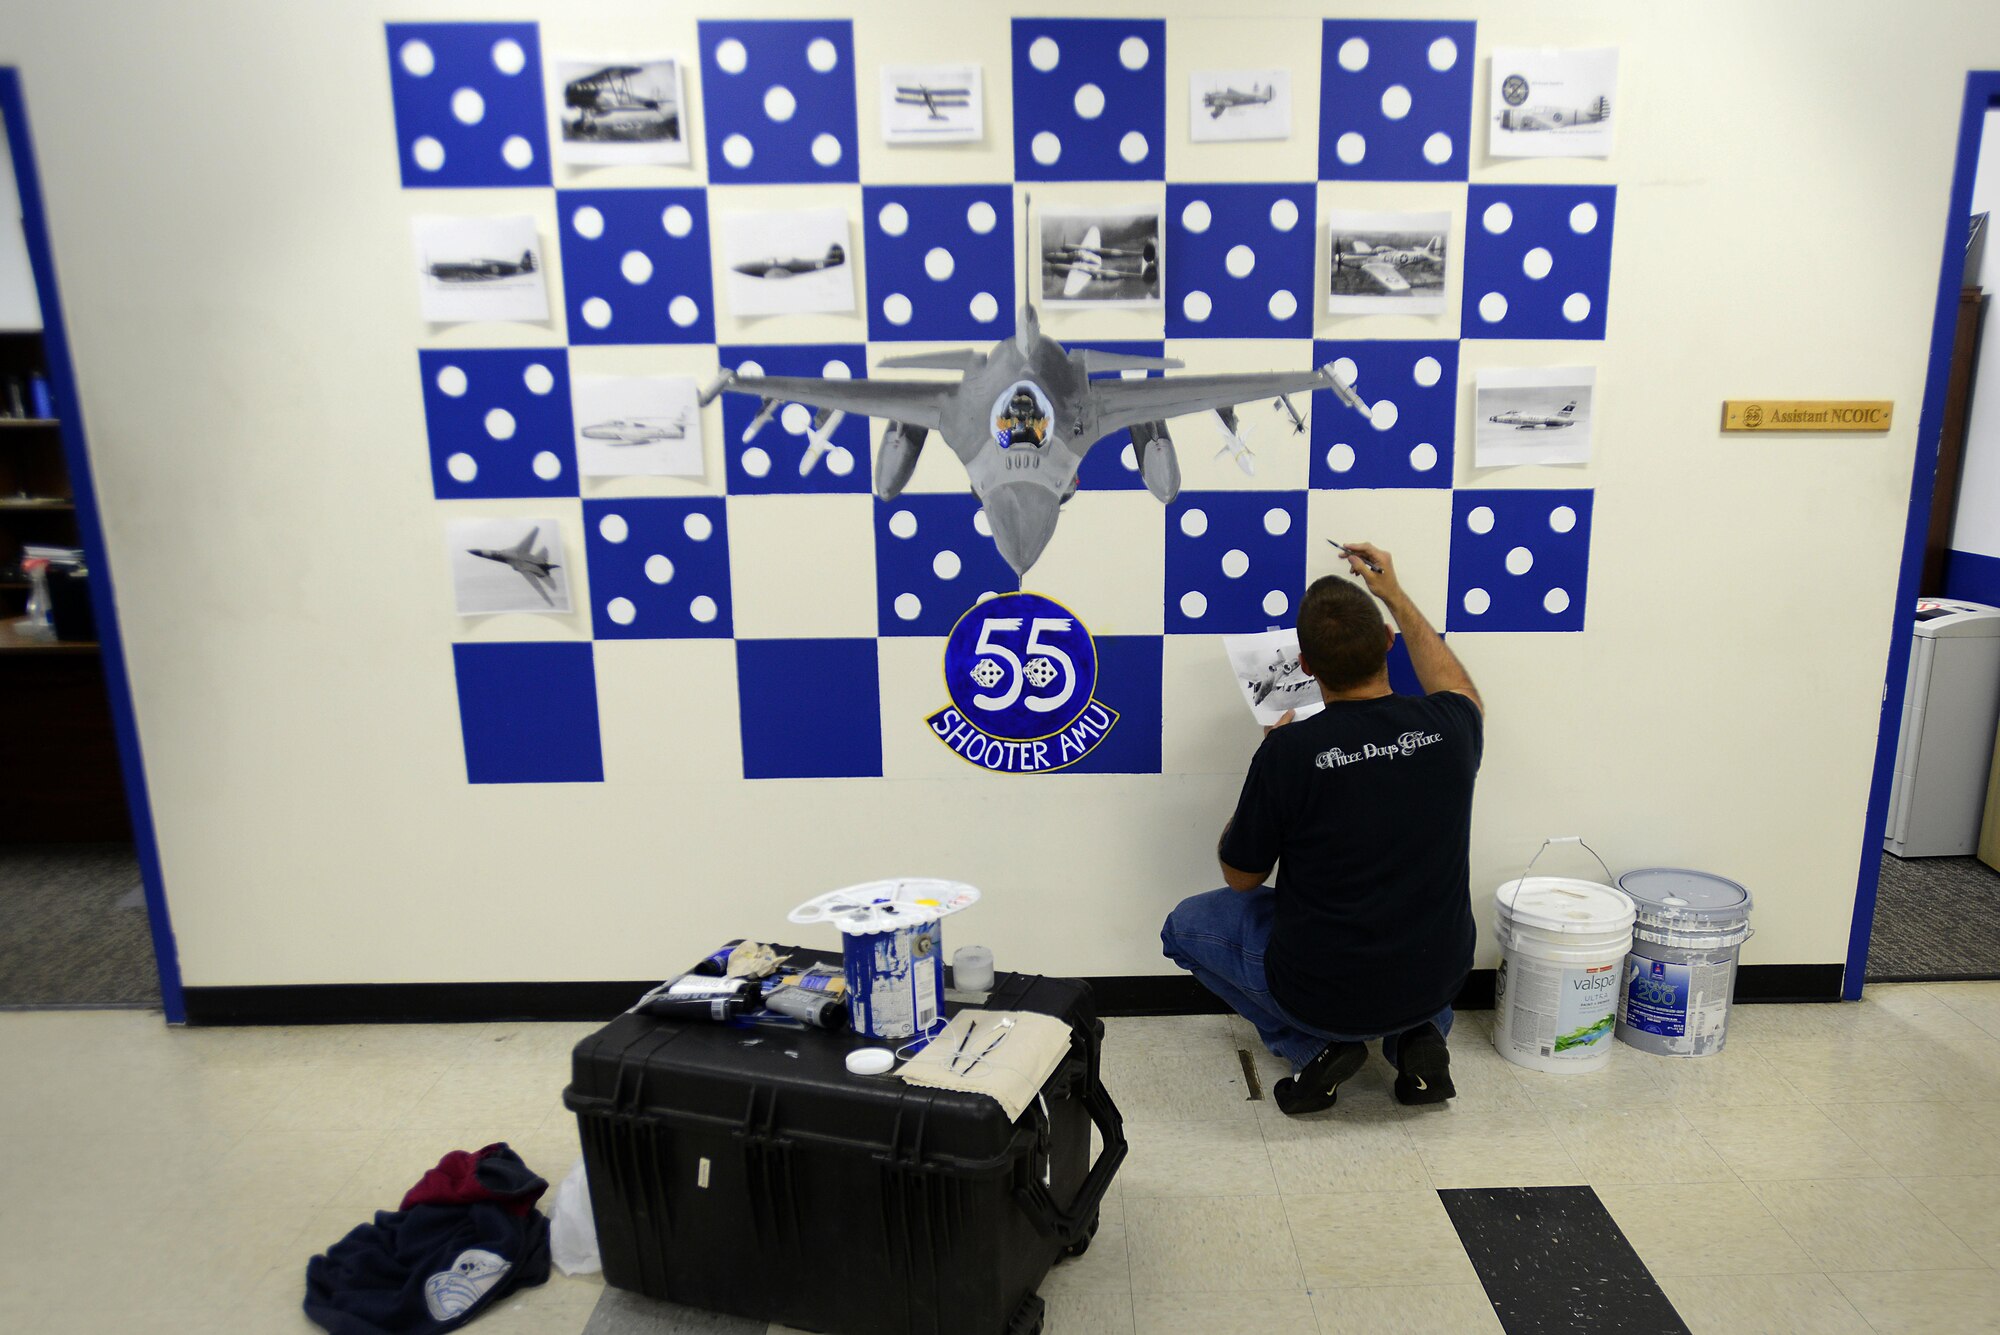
[[1160, 887, 1454, 1072]]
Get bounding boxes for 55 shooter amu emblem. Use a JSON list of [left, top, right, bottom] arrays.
[[927, 591, 1118, 773]]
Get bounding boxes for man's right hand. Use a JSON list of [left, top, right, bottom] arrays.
[[1342, 542, 1403, 603]]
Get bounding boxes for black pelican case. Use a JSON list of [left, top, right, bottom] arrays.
[[564, 948, 1125, 1335]]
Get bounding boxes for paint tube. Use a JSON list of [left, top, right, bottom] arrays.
[[636, 993, 752, 1023], [664, 975, 761, 1003], [689, 941, 745, 976], [764, 983, 849, 1031], [779, 964, 848, 996]]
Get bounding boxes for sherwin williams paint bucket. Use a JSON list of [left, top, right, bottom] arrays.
[[1615, 868, 1753, 1058], [841, 920, 946, 1041], [789, 879, 980, 1044], [1492, 840, 1637, 1074]]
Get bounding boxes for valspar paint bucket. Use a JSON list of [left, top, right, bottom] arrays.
[[1492, 841, 1636, 1074], [1615, 868, 1753, 1057]]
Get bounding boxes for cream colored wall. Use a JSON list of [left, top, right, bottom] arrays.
[[0, 115, 41, 330], [2, 0, 1993, 987]]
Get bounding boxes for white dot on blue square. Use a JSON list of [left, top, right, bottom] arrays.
[[1165, 185, 1315, 338], [1012, 18, 1165, 181], [583, 498, 733, 639], [1446, 489, 1592, 632], [419, 348, 575, 498], [1310, 340, 1456, 489], [720, 345, 872, 495], [876, 495, 1019, 637], [1318, 19, 1474, 183], [1462, 185, 1616, 340], [386, 22, 549, 188], [737, 639, 882, 779], [453, 642, 603, 784], [699, 19, 858, 185], [558, 189, 714, 345], [1075, 341, 1163, 493], [864, 186, 1016, 342], [1166, 491, 1307, 634]]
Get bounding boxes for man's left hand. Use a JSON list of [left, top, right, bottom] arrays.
[[1263, 709, 1296, 737]]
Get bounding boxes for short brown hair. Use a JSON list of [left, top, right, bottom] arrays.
[[1297, 575, 1388, 691]]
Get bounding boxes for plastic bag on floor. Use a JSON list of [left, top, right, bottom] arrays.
[[546, 1155, 601, 1276]]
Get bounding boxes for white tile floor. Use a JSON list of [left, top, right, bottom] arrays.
[[1, 983, 1998, 1333]]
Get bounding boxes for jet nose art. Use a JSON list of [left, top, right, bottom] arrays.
[[981, 480, 1064, 579]]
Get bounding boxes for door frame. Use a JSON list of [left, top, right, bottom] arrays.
[[1845, 72, 2000, 998]]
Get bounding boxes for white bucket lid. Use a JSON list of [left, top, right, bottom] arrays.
[[1497, 876, 1637, 934], [1617, 867, 1752, 928], [789, 878, 980, 935]]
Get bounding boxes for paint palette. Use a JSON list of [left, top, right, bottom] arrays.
[[789, 878, 982, 934]]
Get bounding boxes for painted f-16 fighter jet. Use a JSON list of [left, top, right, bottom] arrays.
[[1045, 226, 1157, 299], [732, 244, 846, 280], [467, 526, 561, 606], [1488, 401, 1579, 430], [701, 203, 1376, 580], [1202, 83, 1274, 118], [1331, 236, 1443, 294], [894, 82, 971, 120], [428, 250, 537, 283]]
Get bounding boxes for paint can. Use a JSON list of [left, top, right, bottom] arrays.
[[1492, 839, 1636, 1074], [1615, 868, 1753, 1057], [840, 920, 945, 1042]]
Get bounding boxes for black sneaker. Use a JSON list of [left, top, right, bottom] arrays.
[[1273, 1040, 1368, 1116], [1392, 1022, 1456, 1105]]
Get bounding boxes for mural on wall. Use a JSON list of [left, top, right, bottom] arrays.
[[382, 16, 1616, 786]]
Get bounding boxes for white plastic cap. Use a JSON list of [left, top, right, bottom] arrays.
[[845, 1047, 895, 1076]]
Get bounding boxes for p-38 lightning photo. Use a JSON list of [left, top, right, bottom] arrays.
[[1043, 226, 1157, 299], [731, 244, 846, 280], [466, 526, 562, 606], [1201, 83, 1274, 118], [700, 204, 1376, 579], [1487, 401, 1579, 430]]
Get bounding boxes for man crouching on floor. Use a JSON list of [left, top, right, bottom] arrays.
[[1161, 543, 1483, 1115]]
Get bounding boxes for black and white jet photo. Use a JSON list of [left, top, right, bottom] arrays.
[[1474, 366, 1595, 467], [879, 64, 983, 144], [572, 375, 704, 478], [1326, 209, 1450, 316], [411, 215, 550, 324], [556, 58, 690, 167], [1188, 68, 1291, 143], [1223, 628, 1325, 728], [722, 207, 856, 318], [446, 517, 574, 615], [1040, 207, 1162, 305]]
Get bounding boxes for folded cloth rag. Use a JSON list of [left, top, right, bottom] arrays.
[[897, 1010, 1074, 1121]]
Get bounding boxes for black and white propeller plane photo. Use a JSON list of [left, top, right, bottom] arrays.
[[893, 82, 971, 121], [1201, 83, 1275, 118], [731, 244, 847, 280], [699, 201, 1377, 580]]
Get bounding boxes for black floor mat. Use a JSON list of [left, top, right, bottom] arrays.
[[0, 842, 159, 1007], [1869, 851, 2000, 980]]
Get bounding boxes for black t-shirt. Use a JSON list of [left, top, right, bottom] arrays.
[[1219, 690, 1482, 1037]]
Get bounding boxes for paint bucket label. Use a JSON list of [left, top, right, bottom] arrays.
[[842, 922, 944, 1041], [1620, 955, 1733, 1046], [1498, 954, 1620, 1059]]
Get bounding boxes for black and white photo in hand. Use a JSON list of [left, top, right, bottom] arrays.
[[1326, 209, 1450, 316], [1040, 206, 1162, 305], [446, 516, 574, 616], [1224, 628, 1326, 727], [556, 59, 689, 166]]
